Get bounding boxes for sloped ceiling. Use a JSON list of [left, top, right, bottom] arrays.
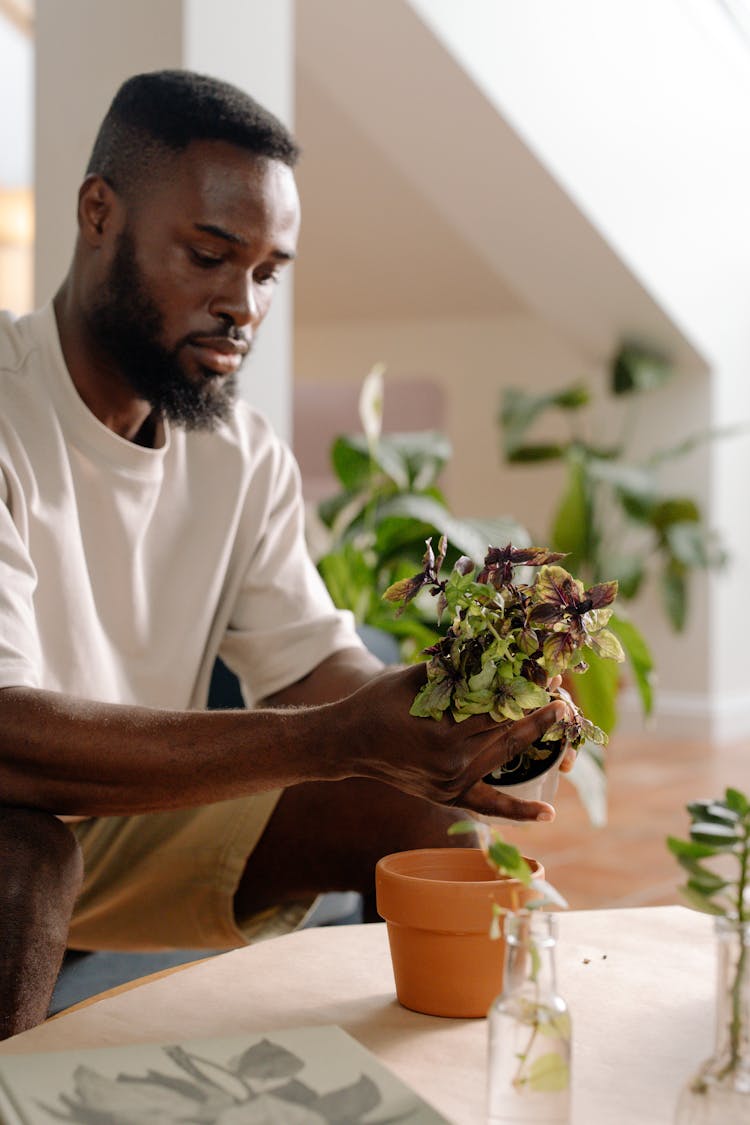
[[293, 62, 522, 323], [295, 0, 706, 372]]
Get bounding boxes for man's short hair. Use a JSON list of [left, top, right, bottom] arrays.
[[86, 69, 300, 197]]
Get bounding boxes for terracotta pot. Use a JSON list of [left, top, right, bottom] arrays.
[[375, 847, 544, 1019]]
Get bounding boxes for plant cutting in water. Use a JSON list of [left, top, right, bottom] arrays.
[[383, 537, 625, 787], [668, 788, 750, 1093], [451, 819, 571, 1100]]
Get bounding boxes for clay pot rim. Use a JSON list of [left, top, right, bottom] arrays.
[[376, 846, 542, 888]]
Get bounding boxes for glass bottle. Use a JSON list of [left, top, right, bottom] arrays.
[[675, 917, 750, 1123], [487, 911, 571, 1124]]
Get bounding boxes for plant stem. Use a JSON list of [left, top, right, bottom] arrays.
[[729, 827, 749, 1071]]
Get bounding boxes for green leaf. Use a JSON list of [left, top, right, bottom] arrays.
[[507, 444, 566, 463], [570, 648, 620, 735], [409, 676, 454, 720], [462, 516, 531, 552], [667, 836, 722, 861], [650, 498, 701, 529], [662, 559, 688, 632], [665, 522, 712, 569], [509, 678, 550, 709], [382, 432, 452, 490], [609, 614, 654, 716], [679, 884, 726, 915], [487, 841, 532, 884], [500, 383, 588, 458], [687, 801, 739, 825], [447, 820, 478, 837], [542, 632, 578, 677], [685, 868, 729, 894], [585, 458, 657, 508], [725, 788, 750, 817], [317, 546, 376, 622], [374, 495, 522, 566], [604, 555, 645, 600], [550, 459, 591, 573], [525, 1051, 570, 1093], [611, 344, 671, 396], [586, 628, 625, 663], [689, 822, 741, 848]]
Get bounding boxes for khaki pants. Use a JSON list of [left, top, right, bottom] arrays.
[[67, 790, 313, 951]]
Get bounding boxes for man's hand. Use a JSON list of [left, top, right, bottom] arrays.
[[332, 663, 570, 822]]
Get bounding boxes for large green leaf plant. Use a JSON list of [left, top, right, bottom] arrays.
[[314, 366, 528, 661], [500, 344, 735, 741]]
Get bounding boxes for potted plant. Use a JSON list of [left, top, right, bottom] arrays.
[[382, 536, 624, 799], [668, 788, 750, 1122]]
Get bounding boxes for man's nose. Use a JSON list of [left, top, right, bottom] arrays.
[[209, 278, 259, 328]]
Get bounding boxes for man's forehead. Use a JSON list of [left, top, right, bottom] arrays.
[[141, 140, 300, 233]]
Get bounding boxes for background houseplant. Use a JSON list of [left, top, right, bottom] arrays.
[[312, 367, 618, 821], [499, 342, 734, 740], [314, 366, 528, 663]]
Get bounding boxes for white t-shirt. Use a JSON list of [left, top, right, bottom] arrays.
[[0, 303, 360, 710]]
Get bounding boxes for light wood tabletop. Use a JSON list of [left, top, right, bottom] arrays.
[[0, 906, 715, 1124]]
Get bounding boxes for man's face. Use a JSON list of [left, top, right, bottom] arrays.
[[87, 142, 300, 430]]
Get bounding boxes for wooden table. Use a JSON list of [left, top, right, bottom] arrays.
[[0, 906, 715, 1124]]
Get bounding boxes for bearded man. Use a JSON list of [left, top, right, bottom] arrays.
[[0, 70, 567, 1038]]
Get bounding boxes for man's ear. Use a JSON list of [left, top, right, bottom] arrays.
[[78, 175, 120, 247]]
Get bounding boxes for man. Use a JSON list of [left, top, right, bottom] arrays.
[[0, 70, 567, 1038]]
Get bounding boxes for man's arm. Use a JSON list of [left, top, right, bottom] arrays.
[[0, 658, 566, 821], [259, 645, 385, 707]]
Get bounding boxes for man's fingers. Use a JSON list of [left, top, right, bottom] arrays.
[[559, 745, 577, 774], [456, 779, 556, 822], [470, 700, 566, 780]]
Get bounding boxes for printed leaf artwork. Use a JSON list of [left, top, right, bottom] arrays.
[[21, 1029, 450, 1125]]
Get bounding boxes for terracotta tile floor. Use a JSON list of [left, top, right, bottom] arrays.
[[499, 735, 750, 910]]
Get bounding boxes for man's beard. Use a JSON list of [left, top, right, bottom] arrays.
[[87, 227, 238, 432]]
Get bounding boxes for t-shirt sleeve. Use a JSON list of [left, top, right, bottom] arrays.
[[218, 438, 363, 705], [0, 467, 42, 689]]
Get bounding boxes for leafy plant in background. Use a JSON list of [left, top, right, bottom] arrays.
[[316, 366, 527, 660], [384, 536, 623, 789], [500, 343, 734, 739]]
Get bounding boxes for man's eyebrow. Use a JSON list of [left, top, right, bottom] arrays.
[[193, 222, 247, 245], [192, 223, 296, 260]]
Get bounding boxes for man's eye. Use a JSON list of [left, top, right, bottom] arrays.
[[255, 268, 281, 285], [189, 248, 223, 269]]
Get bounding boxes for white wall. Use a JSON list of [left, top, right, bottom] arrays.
[[0, 14, 32, 189]]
